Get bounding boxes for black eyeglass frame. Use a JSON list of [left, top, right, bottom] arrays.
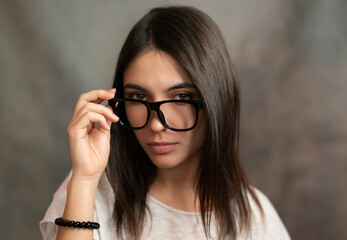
[[108, 98, 205, 132]]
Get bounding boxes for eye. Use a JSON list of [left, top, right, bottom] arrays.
[[127, 93, 147, 101], [173, 93, 192, 100]]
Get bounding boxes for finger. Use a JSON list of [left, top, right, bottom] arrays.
[[72, 89, 116, 119], [104, 104, 119, 129], [71, 102, 119, 126], [75, 88, 116, 114], [72, 111, 111, 138], [105, 104, 114, 113], [85, 88, 117, 103]]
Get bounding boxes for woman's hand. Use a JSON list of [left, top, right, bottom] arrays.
[[67, 88, 119, 182]]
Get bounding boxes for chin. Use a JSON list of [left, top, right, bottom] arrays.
[[148, 155, 183, 169]]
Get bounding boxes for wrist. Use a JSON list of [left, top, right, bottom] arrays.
[[58, 174, 99, 239], [63, 175, 99, 223], [69, 172, 102, 189]]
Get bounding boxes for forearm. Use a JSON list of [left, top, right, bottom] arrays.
[[56, 175, 100, 240]]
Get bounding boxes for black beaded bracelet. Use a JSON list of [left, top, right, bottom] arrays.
[[55, 217, 100, 229]]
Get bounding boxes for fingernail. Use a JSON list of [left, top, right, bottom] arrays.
[[108, 89, 116, 95]]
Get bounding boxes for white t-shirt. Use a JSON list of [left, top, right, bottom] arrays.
[[40, 171, 291, 239]]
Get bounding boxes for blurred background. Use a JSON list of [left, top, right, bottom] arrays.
[[1, 0, 346, 239]]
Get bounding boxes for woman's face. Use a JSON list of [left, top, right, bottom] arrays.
[[123, 50, 207, 170]]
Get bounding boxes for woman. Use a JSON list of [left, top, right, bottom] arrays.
[[40, 6, 291, 240]]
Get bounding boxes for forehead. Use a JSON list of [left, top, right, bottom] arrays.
[[123, 50, 193, 90]]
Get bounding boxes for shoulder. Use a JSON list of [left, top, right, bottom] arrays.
[[244, 187, 291, 240], [39, 171, 116, 240]]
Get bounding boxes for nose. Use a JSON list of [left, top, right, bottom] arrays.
[[148, 109, 166, 132]]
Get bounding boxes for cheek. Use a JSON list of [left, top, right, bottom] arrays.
[[183, 118, 208, 150], [195, 110, 208, 135], [133, 130, 147, 147], [193, 115, 208, 147]]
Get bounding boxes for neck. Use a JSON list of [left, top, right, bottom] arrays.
[[154, 161, 198, 192], [149, 153, 201, 212]]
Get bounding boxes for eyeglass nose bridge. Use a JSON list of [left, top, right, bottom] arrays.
[[146, 101, 167, 128]]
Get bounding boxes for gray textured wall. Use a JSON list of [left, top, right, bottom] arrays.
[[1, 0, 346, 239]]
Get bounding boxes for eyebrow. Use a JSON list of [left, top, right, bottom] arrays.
[[124, 83, 147, 92], [123, 83, 197, 93]]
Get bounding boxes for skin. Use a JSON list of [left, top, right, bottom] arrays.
[[57, 49, 207, 239], [123, 49, 207, 212], [57, 89, 119, 239]]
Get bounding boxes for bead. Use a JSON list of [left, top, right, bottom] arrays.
[[54, 217, 61, 225], [95, 223, 100, 229], [55, 217, 99, 229], [73, 222, 80, 228]]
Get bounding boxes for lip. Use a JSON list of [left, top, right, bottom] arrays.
[[147, 142, 178, 154]]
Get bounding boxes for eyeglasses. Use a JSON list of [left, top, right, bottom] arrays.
[[108, 98, 205, 131]]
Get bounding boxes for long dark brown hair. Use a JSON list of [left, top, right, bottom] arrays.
[[107, 5, 263, 239]]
